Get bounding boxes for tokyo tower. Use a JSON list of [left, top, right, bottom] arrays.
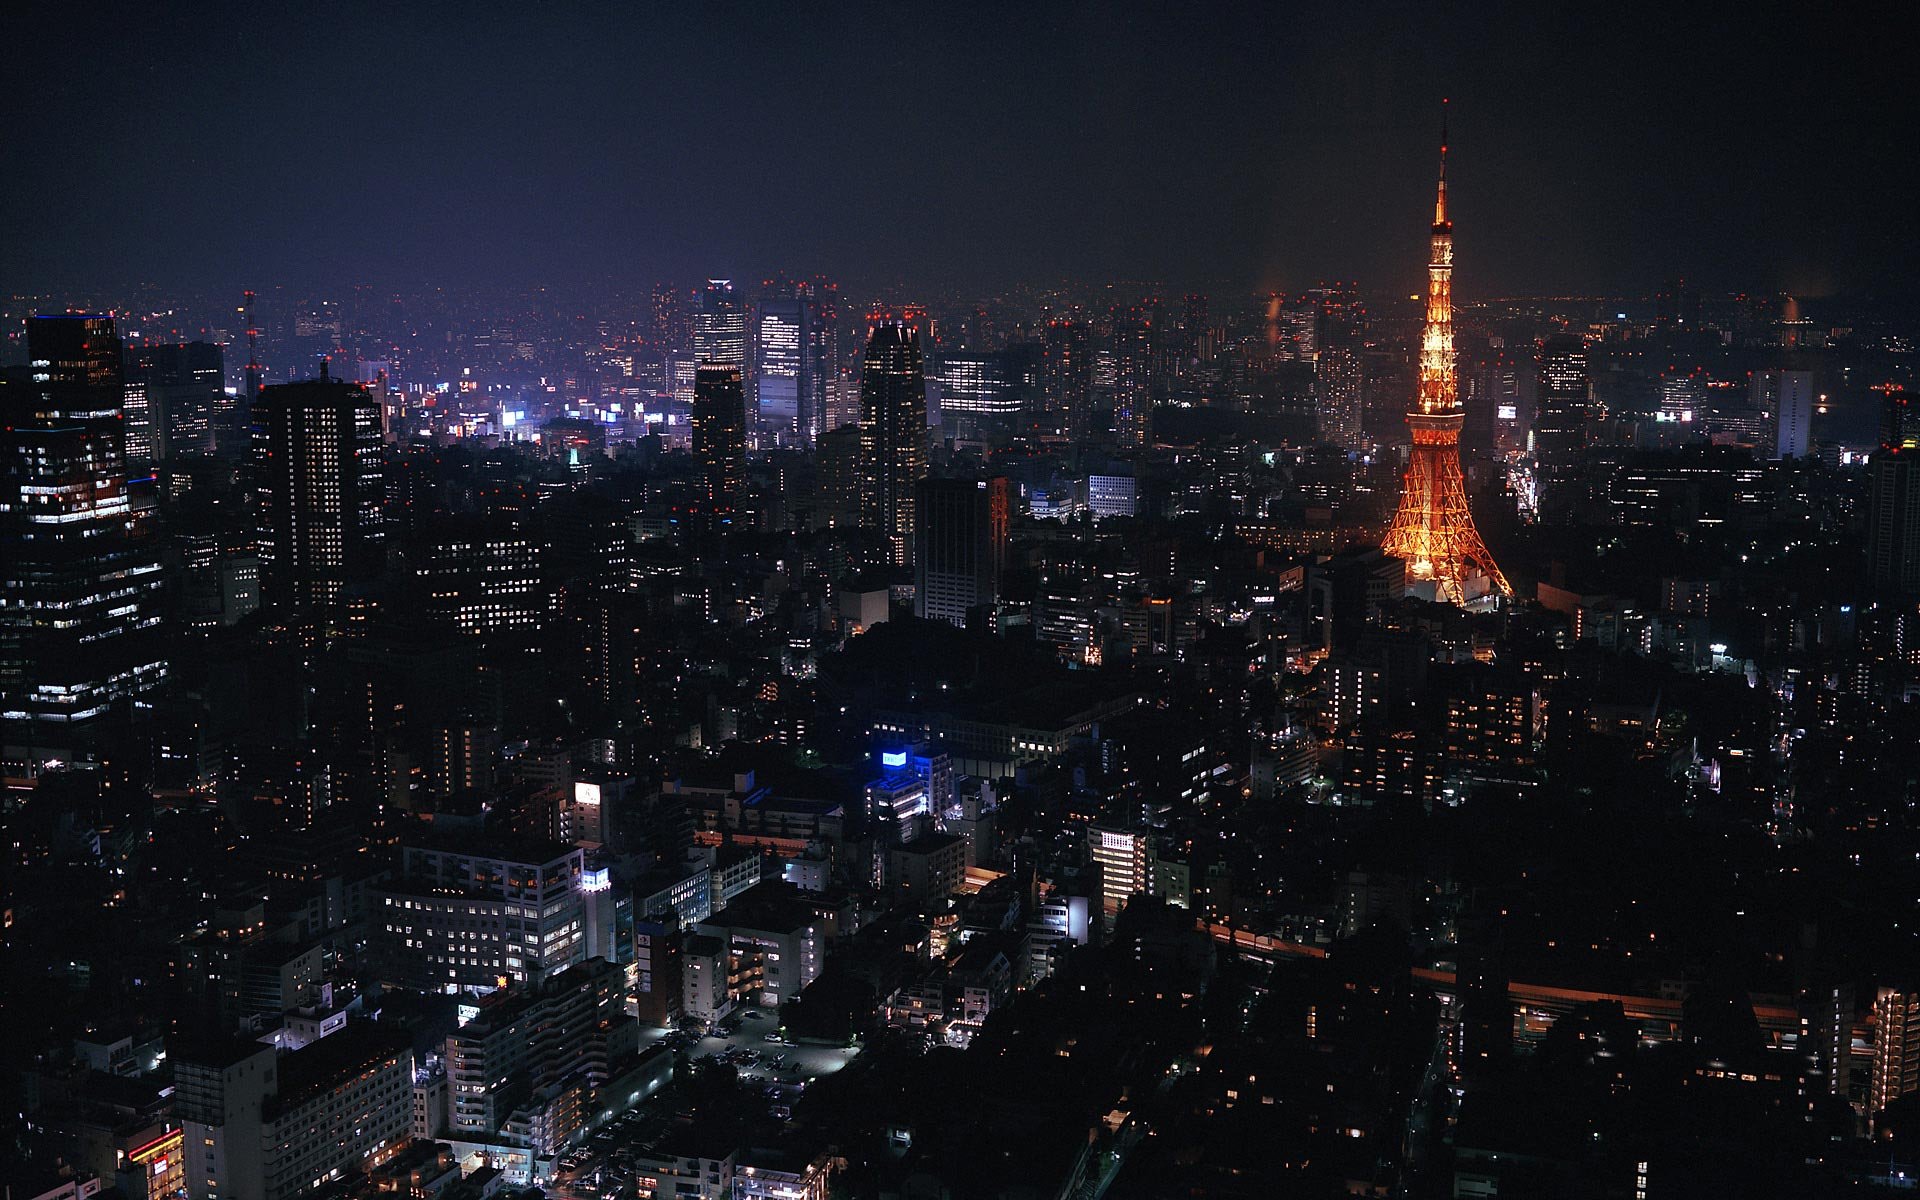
[[1379, 102, 1512, 606]]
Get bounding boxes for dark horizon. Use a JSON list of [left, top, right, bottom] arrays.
[[5, 1, 1914, 303]]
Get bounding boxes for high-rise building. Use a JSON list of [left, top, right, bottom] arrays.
[[694, 279, 747, 371], [857, 319, 930, 565], [933, 351, 1022, 419], [1043, 318, 1093, 441], [753, 294, 807, 445], [1379, 108, 1512, 605], [408, 516, 543, 641], [1089, 824, 1150, 929], [814, 423, 864, 529], [443, 957, 636, 1150], [692, 365, 746, 516], [1753, 368, 1814, 460], [913, 477, 1009, 627], [1534, 335, 1591, 518], [0, 315, 166, 755], [251, 377, 385, 621], [1873, 987, 1920, 1122], [752, 280, 837, 446], [1109, 304, 1157, 446], [126, 341, 223, 462], [1868, 389, 1920, 595]]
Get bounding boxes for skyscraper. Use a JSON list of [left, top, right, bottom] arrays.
[[1310, 283, 1365, 448], [1109, 304, 1156, 446], [1534, 335, 1592, 520], [1753, 368, 1814, 460], [692, 364, 747, 516], [751, 280, 836, 447], [1043, 318, 1092, 442], [1089, 824, 1150, 930], [126, 340, 224, 462], [858, 319, 930, 565], [252, 376, 385, 622], [913, 477, 1009, 627], [1868, 388, 1920, 596], [694, 279, 747, 371], [0, 315, 166, 755], [1379, 107, 1511, 605]]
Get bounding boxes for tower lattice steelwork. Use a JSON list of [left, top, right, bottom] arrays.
[[1380, 103, 1512, 605]]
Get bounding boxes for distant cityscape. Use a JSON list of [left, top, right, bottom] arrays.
[[5, 69, 1920, 1200]]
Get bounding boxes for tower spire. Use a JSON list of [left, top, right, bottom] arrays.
[[1381, 99, 1511, 606]]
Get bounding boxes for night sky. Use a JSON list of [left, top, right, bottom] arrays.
[[5, 1, 1913, 300]]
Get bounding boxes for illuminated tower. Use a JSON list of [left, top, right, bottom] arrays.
[[858, 316, 930, 565], [1379, 104, 1512, 605], [0, 315, 166, 755]]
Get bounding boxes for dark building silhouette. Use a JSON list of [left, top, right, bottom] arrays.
[[0, 315, 166, 760], [1868, 388, 1920, 595], [251, 376, 385, 622], [858, 319, 930, 565], [692, 364, 746, 516], [1043, 317, 1093, 443], [1534, 334, 1592, 519], [913, 477, 1009, 627]]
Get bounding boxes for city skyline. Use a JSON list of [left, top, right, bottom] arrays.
[[6, 9, 1920, 1200]]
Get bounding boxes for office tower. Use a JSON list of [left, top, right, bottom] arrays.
[[694, 278, 747, 370], [1534, 335, 1591, 517], [126, 341, 223, 462], [1089, 824, 1150, 928], [814, 423, 864, 529], [913, 477, 1009, 627], [408, 516, 543, 641], [752, 279, 837, 446], [1043, 317, 1093, 441], [692, 364, 746, 516], [0, 315, 166, 755], [1109, 304, 1156, 446], [933, 351, 1021, 419], [1086, 472, 1138, 519], [651, 282, 692, 358], [370, 833, 590, 991], [1868, 389, 1920, 595], [176, 529, 262, 630], [753, 293, 807, 445], [1659, 373, 1699, 424], [857, 319, 930, 565], [251, 377, 385, 621], [1380, 108, 1512, 605], [1753, 368, 1814, 459]]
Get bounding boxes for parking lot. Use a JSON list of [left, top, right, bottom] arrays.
[[642, 1006, 861, 1083], [550, 1012, 861, 1195]]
